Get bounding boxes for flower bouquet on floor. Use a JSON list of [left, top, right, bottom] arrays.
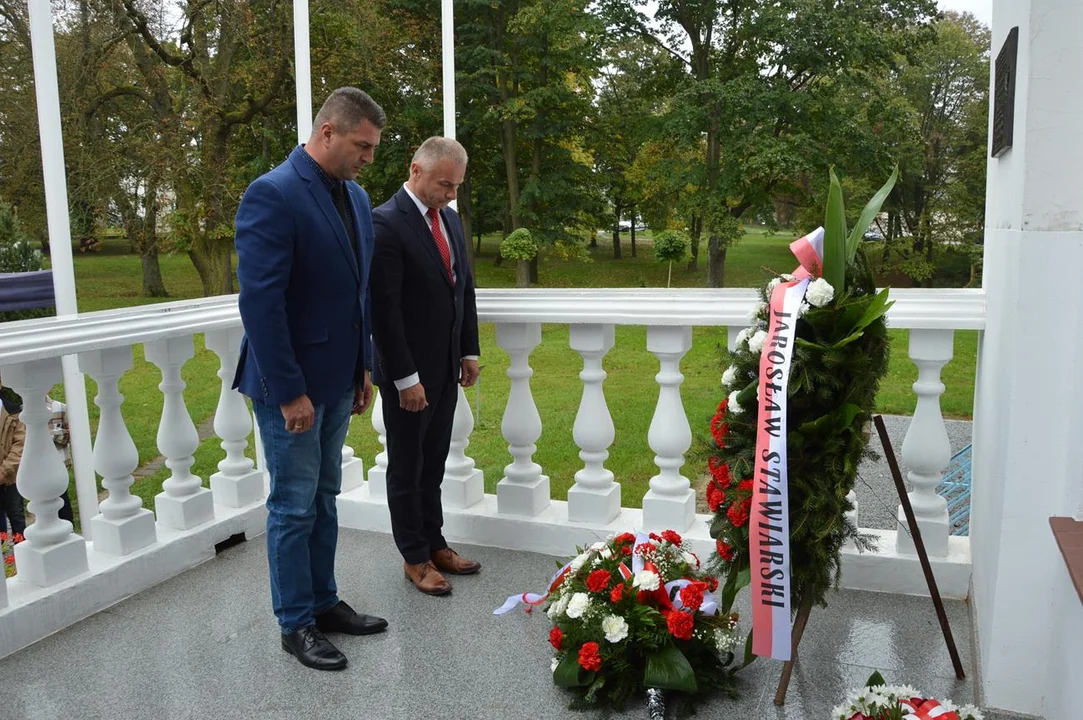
[[498, 530, 742, 714], [834, 672, 984, 720], [1, 530, 20, 579]]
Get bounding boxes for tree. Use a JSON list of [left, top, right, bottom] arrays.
[[601, 0, 938, 286]]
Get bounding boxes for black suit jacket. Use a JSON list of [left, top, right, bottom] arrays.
[[369, 187, 480, 389]]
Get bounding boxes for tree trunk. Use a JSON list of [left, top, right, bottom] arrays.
[[589, 234, 597, 249], [515, 259, 530, 288], [529, 256, 539, 284], [687, 214, 701, 271], [612, 206, 622, 259], [459, 175, 475, 267], [630, 206, 637, 258], [140, 176, 167, 297], [707, 238, 726, 288]]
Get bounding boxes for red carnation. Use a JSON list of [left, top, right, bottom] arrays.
[[708, 457, 731, 488], [706, 576, 720, 592], [706, 484, 725, 512], [586, 569, 611, 593], [0, 532, 7, 542], [621, 544, 633, 556], [4, 555, 13, 566], [716, 539, 735, 561], [549, 626, 563, 650], [634, 542, 657, 556], [13, 533, 23, 543], [610, 584, 624, 604], [679, 582, 707, 612], [660, 530, 683, 546], [578, 642, 603, 672], [738, 479, 753, 493], [710, 412, 728, 447], [615, 533, 636, 546], [728, 501, 750, 528], [648, 532, 663, 542], [666, 611, 695, 640]]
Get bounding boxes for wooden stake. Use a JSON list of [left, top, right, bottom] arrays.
[[873, 415, 966, 680], [773, 593, 815, 705]]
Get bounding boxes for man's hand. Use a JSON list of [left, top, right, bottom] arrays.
[[281, 394, 316, 433], [399, 383, 428, 412], [353, 371, 374, 415], [460, 358, 480, 388]]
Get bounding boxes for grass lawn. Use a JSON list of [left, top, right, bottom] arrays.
[[34, 227, 975, 517]]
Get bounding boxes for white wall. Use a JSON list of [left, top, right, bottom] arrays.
[[973, 0, 1083, 716]]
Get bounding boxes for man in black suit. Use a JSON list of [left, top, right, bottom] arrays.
[[369, 137, 481, 596]]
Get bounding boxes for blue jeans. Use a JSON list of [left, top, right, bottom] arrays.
[[254, 387, 353, 634]]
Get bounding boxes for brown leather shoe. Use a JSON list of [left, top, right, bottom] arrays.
[[431, 547, 481, 575], [404, 561, 452, 596]]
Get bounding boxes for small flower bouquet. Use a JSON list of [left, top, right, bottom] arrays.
[[530, 530, 741, 711], [1, 530, 21, 579], [833, 672, 983, 720]]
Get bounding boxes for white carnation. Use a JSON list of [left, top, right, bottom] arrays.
[[748, 329, 767, 354], [727, 390, 742, 414], [601, 615, 629, 643], [805, 278, 835, 307], [734, 327, 751, 347], [600, 547, 613, 560], [570, 553, 589, 573], [547, 593, 570, 620], [797, 301, 811, 318], [590, 541, 606, 551], [566, 592, 591, 619], [682, 551, 700, 568], [721, 365, 738, 387], [767, 277, 781, 292], [747, 302, 767, 321], [632, 570, 660, 592]]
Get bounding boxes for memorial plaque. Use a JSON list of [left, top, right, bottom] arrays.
[[991, 26, 1019, 158]]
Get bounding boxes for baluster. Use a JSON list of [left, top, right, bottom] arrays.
[[442, 385, 484, 509], [340, 440, 365, 494], [367, 390, 388, 499], [145, 337, 214, 530], [642, 326, 695, 532], [896, 329, 953, 557], [204, 329, 264, 508], [567, 324, 619, 524], [496, 322, 549, 516], [78, 347, 157, 555], [0, 556, 7, 608], [7, 359, 88, 586], [251, 408, 270, 495]]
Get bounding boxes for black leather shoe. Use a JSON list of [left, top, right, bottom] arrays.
[[315, 600, 389, 636], [281, 626, 348, 671]]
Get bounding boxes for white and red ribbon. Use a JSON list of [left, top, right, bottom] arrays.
[[749, 227, 824, 661]]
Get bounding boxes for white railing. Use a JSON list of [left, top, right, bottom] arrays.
[[0, 288, 985, 656]]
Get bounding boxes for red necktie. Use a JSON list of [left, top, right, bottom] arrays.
[[427, 207, 454, 285]]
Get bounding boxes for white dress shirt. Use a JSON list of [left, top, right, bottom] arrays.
[[394, 184, 478, 391]]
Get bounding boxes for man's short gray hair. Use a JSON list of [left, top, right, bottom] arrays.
[[313, 87, 386, 132], [411, 137, 468, 170]]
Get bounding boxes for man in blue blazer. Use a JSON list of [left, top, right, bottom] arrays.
[[370, 137, 482, 596], [234, 88, 388, 671]]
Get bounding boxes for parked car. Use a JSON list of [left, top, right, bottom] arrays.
[[862, 228, 884, 241]]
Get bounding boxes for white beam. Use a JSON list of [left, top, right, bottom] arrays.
[[26, 0, 98, 538], [441, 0, 456, 140]]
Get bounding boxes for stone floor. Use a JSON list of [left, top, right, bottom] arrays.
[[3, 528, 1022, 720]]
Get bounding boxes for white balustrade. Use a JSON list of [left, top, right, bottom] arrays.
[[642, 326, 696, 533], [78, 347, 156, 555], [367, 390, 388, 498], [567, 324, 619, 524], [7, 358, 89, 586], [145, 337, 214, 530], [205, 329, 264, 508], [896, 329, 954, 557], [341, 441, 365, 493], [442, 385, 484, 509], [495, 322, 549, 516]]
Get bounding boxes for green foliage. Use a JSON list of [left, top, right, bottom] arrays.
[[652, 230, 690, 263], [705, 172, 895, 615], [500, 228, 538, 261], [0, 203, 43, 273]]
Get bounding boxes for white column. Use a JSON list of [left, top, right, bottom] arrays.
[[340, 434, 365, 494], [496, 322, 550, 516], [895, 329, 953, 558], [0, 563, 7, 609], [205, 329, 264, 508], [27, 0, 97, 540], [567, 324, 619, 524], [367, 390, 388, 499], [642, 326, 695, 532], [7, 358, 88, 587], [252, 408, 270, 495], [78, 347, 157, 555], [293, 0, 312, 144], [145, 337, 214, 530], [442, 385, 484, 509], [441, 0, 456, 140]]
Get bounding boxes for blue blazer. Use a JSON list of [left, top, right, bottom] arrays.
[[233, 146, 374, 407]]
